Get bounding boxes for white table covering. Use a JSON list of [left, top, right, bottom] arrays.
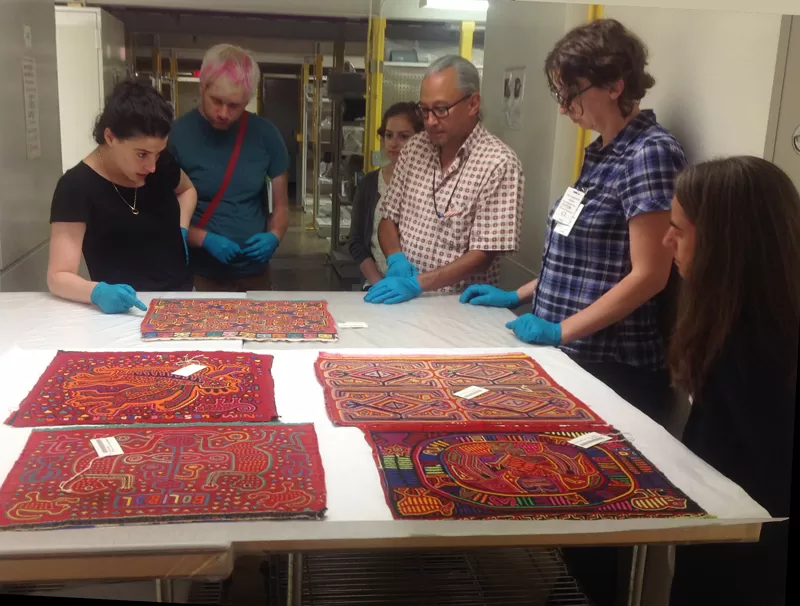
[[0, 292, 774, 565]]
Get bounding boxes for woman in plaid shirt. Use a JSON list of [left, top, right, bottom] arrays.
[[463, 19, 685, 429]]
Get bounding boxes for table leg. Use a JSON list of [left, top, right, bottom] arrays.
[[626, 545, 648, 606], [155, 578, 174, 603], [287, 552, 304, 606]]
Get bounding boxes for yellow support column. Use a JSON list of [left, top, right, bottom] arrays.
[[572, 5, 604, 182], [364, 16, 386, 173], [459, 21, 476, 61]]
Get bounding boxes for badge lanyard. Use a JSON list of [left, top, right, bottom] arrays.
[[531, 186, 587, 315], [432, 153, 470, 219]]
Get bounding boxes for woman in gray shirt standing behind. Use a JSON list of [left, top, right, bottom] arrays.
[[349, 102, 423, 289]]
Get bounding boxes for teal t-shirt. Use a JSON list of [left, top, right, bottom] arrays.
[[168, 109, 289, 279]]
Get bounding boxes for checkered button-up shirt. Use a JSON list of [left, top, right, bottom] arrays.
[[380, 122, 525, 292], [533, 110, 687, 370]]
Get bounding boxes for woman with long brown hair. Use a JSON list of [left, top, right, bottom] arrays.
[[663, 156, 798, 605]]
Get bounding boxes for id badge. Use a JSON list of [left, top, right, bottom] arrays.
[[553, 187, 586, 225], [554, 204, 584, 237]]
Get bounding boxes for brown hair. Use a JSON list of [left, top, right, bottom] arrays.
[[377, 102, 424, 138], [545, 18, 654, 117], [669, 156, 800, 394]]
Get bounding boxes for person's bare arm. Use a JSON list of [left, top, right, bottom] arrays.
[[516, 279, 538, 303], [559, 211, 673, 343], [417, 251, 498, 292], [47, 223, 97, 304], [359, 259, 384, 285], [267, 172, 289, 240], [378, 218, 402, 257], [175, 169, 197, 229]]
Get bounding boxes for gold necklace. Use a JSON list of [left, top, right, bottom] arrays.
[[97, 149, 139, 215]]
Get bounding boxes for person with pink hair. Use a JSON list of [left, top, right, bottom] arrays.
[[169, 44, 290, 291]]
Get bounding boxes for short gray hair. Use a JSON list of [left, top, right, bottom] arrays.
[[425, 55, 481, 95]]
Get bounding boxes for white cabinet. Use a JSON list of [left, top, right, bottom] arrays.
[[769, 17, 800, 192], [55, 6, 126, 174]]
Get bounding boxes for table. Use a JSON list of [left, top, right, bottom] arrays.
[[0, 292, 775, 605]]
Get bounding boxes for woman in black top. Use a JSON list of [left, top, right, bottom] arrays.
[[48, 81, 197, 314], [663, 156, 798, 606], [349, 102, 423, 288]]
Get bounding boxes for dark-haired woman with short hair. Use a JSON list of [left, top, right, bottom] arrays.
[[349, 102, 424, 288], [47, 80, 197, 313], [664, 156, 798, 606], [462, 19, 685, 426]]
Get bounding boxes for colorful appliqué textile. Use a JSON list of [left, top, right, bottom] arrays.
[[315, 353, 605, 430], [367, 430, 708, 520], [0, 424, 326, 530], [5, 351, 277, 427], [141, 299, 338, 342]]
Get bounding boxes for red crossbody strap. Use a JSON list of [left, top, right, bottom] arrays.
[[197, 112, 249, 229]]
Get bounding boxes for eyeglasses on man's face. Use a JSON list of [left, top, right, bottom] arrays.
[[551, 83, 594, 108], [416, 94, 473, 120]]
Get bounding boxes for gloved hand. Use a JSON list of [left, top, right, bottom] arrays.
[[90, 282, 147, 314], [385, 252, 419, 278], [242, 232, 280, 264], [202, 232, 241, 264], [460, 284, 520, 308], [364, 276, 423, 305], [506, 314, 562, 346], [180, 227, 189, 263]]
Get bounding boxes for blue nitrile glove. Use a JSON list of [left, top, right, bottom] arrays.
[[242, 232, 280, 264], [202, 232, 241, 264], [460, 284, 520, 308], [180, 227, 189, 263], [363, 276, 423, 305], [90, 282, 147, 314], [506, 314, 562, 346], [385, 252, 419, 278]]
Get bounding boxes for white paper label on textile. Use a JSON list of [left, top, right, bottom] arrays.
[[568, 432, 613, 449], [91, 437, 124, 458], [172, 364, 207, 377], [552, 187, 586, 225], [554, 203, 584, 237], [338, 322, 368, 329], [454, 386, 490, 400]]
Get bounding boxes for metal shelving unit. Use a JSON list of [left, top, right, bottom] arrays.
[[326, 70, 366, 279]]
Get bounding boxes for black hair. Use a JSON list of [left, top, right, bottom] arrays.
[[378, 102, 424, 138], [92, 80, 174, 144]]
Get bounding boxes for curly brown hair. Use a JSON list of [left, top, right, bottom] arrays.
[[544, 19, 655, 117], [669, 156, 800, 395]]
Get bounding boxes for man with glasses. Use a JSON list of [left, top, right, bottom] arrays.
[[364, 55, 524, 305]]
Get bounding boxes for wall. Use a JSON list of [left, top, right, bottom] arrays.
[[602, 5, 784, 162], [0, 0, 62, 292], [482, 1, 575, 289]]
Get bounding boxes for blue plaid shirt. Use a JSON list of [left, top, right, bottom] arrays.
[[533, 110, 687, 370]]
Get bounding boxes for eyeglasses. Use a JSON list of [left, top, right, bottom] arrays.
[[416, 94, 472, 120], [551, 84, 593, 108]]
